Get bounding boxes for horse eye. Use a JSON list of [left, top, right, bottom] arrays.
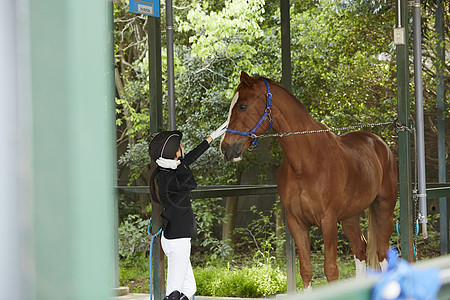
[[238, 104, 248, 112]]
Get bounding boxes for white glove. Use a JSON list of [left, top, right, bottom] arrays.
[[209, 121, 229, 140]]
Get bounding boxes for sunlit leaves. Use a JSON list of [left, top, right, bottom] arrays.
[[178, 0, 265, 61]]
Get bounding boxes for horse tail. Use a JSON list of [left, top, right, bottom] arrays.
[[367, 204, 380, 270]]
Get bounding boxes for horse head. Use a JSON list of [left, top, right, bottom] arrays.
[[220, 71, 273, 162]]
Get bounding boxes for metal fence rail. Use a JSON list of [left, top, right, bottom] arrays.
[[116, 183, 449, 199], [116, 184, 278, 198]]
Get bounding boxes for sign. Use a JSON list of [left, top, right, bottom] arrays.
[[393, 27, 405, 45], [130, 0, 160, 17]]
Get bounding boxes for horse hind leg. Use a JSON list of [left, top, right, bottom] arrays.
[[342, 215, 367, 278]]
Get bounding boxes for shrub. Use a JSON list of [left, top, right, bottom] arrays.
[[119, 214, 150, 260], [194, 263, 286, 297]]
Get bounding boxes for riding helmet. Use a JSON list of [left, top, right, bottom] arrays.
[[149, 131, 182, 161]]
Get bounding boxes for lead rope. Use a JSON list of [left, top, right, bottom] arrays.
[[396, 219, 419, 262], [148, 221, 162, 300], [147, 222, 196, 300], [248, 121, 394, 140]]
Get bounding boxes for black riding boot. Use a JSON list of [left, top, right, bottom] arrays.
[[164, 290, 181, 300]]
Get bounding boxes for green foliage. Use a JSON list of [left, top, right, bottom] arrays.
[[114, 0, 449, 186], [118, 214, 150, 260], [178, 0, 265, 74], [306, 254, 356, 288], [118, 141, 151, 183], [115, 0, 449, 295], [389, 199, 442, 260], [416, 213, 441, 258], [235, 202, 285, 265], [115, 97, 150, 139], [119, 253, 357, 295], [194, 263, 286, 297], [290, 1, 397, 140], [119, 254, 151, 294], [192, 197, 233, 260]]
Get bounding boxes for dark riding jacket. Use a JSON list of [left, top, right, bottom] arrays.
[[156, 140, 210, 239]]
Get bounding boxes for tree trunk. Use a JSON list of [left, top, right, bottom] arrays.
[[222, 196, 239, 243], [221, 172, 242, 246]]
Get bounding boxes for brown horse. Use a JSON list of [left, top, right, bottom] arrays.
[[220, 72, 398, 290]]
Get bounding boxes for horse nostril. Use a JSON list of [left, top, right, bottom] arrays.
[[221, 147, 233, 161], [221, 143, 243, 161]]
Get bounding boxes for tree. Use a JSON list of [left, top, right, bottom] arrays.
[[114, 0, 449, 254]]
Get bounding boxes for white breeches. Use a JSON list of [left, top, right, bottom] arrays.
[[161, 234, 196, 298]]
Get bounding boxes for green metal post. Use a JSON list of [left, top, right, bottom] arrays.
[[149, 13, 165, 300], [435, 0, 447, 255], [395, 0, 414, 261], [166, 0, 176, 130], [30, 0, 115, 299], [280, 0, 296, 293], [280, 0, 292, 93], [149, 16, 163, 134]]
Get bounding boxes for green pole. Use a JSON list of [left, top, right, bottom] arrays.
[[149, 16, 163, 134], [436, 0, 447, 255], [395, 0, 414, 261], [280, 0, 292, 93], [30, 0, 115, 299], [280, 0, 296, 294], [149, 12, 165, 300]]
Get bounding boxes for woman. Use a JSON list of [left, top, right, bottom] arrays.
[[148, 122, 228, 300]]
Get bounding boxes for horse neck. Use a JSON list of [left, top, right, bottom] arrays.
[[270, 85, 331, 168], [271, 85, 325, 135]]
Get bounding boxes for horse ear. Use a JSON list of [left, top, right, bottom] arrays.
[[240, 71, 254, 87]]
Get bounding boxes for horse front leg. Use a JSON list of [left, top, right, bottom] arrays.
[[321, 216, 339, 282], [286, 212, 312, 291]]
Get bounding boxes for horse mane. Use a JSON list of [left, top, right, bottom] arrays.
[[255, 76, 311, 114], [254, 76, 327, 131], [235, 72, 326, 132]]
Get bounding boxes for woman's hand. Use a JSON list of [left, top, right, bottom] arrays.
[[207, 121, 229, 143]]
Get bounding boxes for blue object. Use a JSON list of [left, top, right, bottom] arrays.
[[148, 220, 162, 300], [372, 248, 441, 300], [130, 0, 160, 17], [395, 220, 420, 263], [147, 221, 196, 300]]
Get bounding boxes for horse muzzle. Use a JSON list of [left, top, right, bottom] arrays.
[[220, 142, 245, 162]]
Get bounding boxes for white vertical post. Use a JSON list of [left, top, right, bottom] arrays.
[[0, 0, 33, 299]]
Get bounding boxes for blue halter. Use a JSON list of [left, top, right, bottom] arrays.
[[226, 78, 273, 148]]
